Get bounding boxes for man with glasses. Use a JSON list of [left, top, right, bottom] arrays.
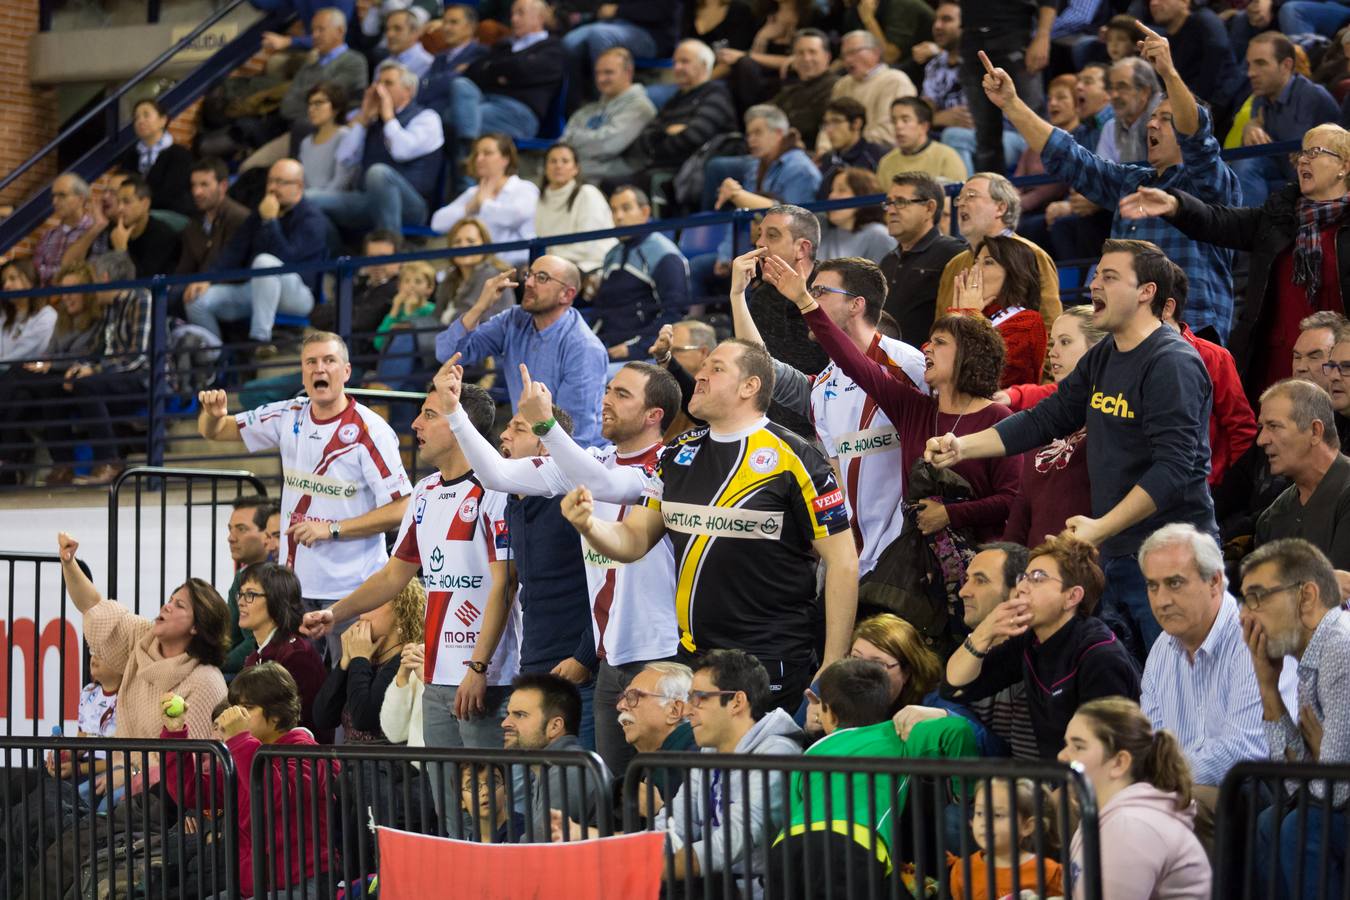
[[1292, 311, 1347, 394], [1240, 537, 1350, 899], [815, 97, 889, 201], [878, 171, 966, 345], [616, 662, 697, 816], [1254, 378, 1350, 568], [34, 174, 94, 285], [945, 533, 1140, 759], [436, 254, 608, 447], [817, 31, 916, 154], [1325, 334, 1350, 455], [223, 495, 279, 674]]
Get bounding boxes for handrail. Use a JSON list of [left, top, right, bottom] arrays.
[[0, 138, 1304, 304], [0, 0, 259, 200]]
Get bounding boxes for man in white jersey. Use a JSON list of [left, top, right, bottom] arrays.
[[301, 380, 521, 820], [728, 249, 927, 583], [436, 352, 682, 775], [198, 331, 411, 660]]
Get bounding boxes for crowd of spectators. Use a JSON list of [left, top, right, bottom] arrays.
[[17, 0, 1350, 896]]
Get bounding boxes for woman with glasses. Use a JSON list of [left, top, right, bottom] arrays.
[[431, 134, 539, 266], [1122, 122, 1350, 392], [298, 82, 354, 192], [237, 562, 329, 741]]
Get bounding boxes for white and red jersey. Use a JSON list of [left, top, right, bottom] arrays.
[[237, 397, 411, 599], [393, 472, 521, 687], [810, 332, 927, 577]]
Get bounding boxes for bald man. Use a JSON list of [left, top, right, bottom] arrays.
[[185, 159, 328, 357], [436, 254, 609, 447]]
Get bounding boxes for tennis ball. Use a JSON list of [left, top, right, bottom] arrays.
[[164, 695, 186, 718]]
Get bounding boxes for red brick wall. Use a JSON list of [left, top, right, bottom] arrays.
[[0, 0, 60, 240]]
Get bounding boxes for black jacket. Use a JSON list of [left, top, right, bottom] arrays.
[[465, 36, 566, 123], [118, 143, 196, 218], [1168, 184, 1350, 393], [632, 81, 737, 169]]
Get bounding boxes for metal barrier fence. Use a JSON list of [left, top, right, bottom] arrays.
[[0, 735, 237, 900], [106, 466, 267, 610], [248, 744, 612, 899], [622, 752, 1100, 900], [0, 553, 78, 738], [1215, 760, 1350, 900]]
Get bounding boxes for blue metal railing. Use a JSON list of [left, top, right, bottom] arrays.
[[0, 0, 284, 258]]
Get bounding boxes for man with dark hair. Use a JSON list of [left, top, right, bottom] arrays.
[[766, 29, 839, 149], [654, 649, 802, 889], [1242, 537, 1350, 897], [562, 336, 859, 715], [108, 173, 181, 277], [223, 495, 280, 673], [946, 534, 1140, 758], [815, 97, 889, 200], [876, 96, 968, 185], [1073, 62, 1114, 154], [771, 657, 975, 897], [1159, 262, 1255, 487], [178, 158, 251, 309], [1293, 311, 1348, 394], [417, 3, 488, 110], [879, 171, 967, 344], [437, 254, 608, 448], [438, 354, 681, 775], [928, 238, 1216, 656], [729, 254, 926, 593], [504, 671, 612, 840], [1236, 32, 1340, 207], [1254, 379, 1350, 568]]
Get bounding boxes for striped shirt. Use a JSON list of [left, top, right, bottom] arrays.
[[1266, 607, 1350, 805], [96, 288, 152, 375], [1141, 595, 1267, 786]]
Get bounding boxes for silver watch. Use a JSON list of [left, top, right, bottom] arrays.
[[329, 521, 341, 540]]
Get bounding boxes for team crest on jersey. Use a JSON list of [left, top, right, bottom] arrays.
[[458, 496, 479, 522], [673, 444, 700, 466], [748, 447, 779, 473], [338, 422, 360, 444]]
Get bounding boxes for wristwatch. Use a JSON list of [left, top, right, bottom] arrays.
[[531, 416, 556, 437], [329, 521, 342, 541], [465, 660, 488, 674]]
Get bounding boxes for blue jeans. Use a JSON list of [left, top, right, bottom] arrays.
[[306, 163, 430, 232], [1101, 553, 1158, 659], [1258, 801, 1347, 899], [1231, 154, 1289, 208], [562, 21, 659, 104], [186, 253, 314, 342], [444, 78, 540, 141], [941, 126, 1026, 177], [1280, 1, 1350, 36]]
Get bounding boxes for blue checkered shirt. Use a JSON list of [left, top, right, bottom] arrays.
[[1041, 105, 1241, 340]]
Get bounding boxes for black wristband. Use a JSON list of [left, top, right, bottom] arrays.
[[963, 636, 987, 659]]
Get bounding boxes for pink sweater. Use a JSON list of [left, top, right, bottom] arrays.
[[1071, 782, 1211, 900]]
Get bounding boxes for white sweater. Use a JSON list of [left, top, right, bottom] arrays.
[[380, 668, 425, 764], [535, 181, 617, 273]]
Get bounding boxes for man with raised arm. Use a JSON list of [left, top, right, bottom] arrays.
[[977, 29, 1240, 342], [435, 352, 682, 775], [198, 331, 411, 662], [925, 238, 1214, 657], [558, 329, 860, 712], [299, 375, 519, 817]]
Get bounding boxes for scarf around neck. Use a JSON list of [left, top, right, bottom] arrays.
[[1294, 194, 1350, 303]]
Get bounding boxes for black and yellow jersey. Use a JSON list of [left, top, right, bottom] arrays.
[[641, 417, 850, 662]]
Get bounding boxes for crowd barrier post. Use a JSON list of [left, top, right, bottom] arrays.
[[0, 553, 78, 738], [0, 735, 238, 900], [248, 743, 612, 898], [146, 279, 170, 470], [333, 257, 356, 340], [106, 466, 268, 612], [622, 752, 1101, 900]]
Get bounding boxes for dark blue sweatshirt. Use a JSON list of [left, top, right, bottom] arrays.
[[505, 494, 597, 673], [994, 324, 1216, 557], [212, 198, 329, 295]]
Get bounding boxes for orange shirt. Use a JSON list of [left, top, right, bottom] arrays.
[[947, 850, 1065, 900]]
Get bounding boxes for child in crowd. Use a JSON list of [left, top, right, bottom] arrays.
[[460, 763, 524, 844], [948, 778, 1064, 900], [374, 261, 439, 352]]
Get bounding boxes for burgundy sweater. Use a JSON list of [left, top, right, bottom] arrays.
[[244, 634, 332, 744], [804, 307, 1022, 539], [1000, 382, 1091, 546]]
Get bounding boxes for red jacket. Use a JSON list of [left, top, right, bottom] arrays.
[[162, 726, 336, 898], [1178, 324, 1257, 485], [1003, 324, 1256, 486]]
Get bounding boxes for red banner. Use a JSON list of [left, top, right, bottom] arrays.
[[376, 827, 666, 900]]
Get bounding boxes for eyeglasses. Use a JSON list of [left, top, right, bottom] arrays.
[[1241, 581, 1303, 611], [1293, 147, 1344, 163], [848, 653, 901, 670], [687, 689, 738, 708], [808, 285, 857, 301], [1321, 361, 1350, 377], [522, 269, 560, 286], [616, 688, 669, 709], [237, 590, 266, 606], [1016, 569, 1063, 587], [955, 192, 988, 205], [881, 197, 930, 210]]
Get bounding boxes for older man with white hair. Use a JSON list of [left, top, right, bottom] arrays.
[[35, 174, 94, 284], [627, 39, 737, 175], [307, 59, 444, 232], [1138, 522, 1270, 850], [618, 662, 697, 801], [817, 30, 916, 153]]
